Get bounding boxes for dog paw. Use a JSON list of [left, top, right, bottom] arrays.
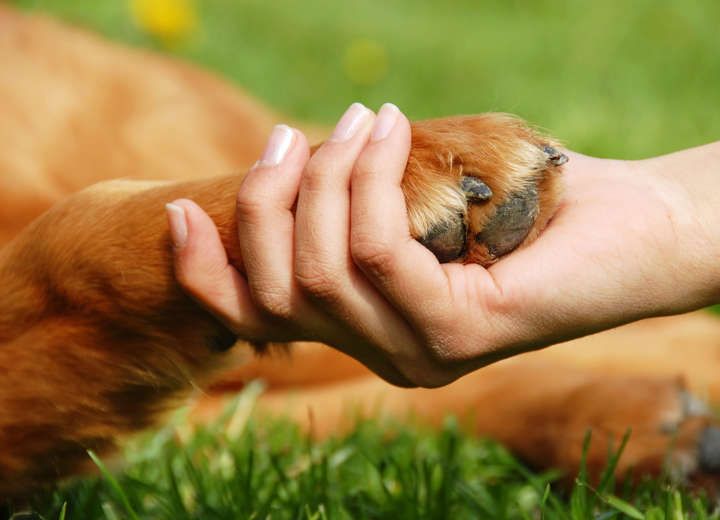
[[509, 377, 720, 487], [404, 114, 566, 265]]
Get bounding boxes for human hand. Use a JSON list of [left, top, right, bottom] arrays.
[[167, 104, 720, 387]]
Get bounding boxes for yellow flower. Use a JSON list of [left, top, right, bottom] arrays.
[[130, 0, 197, 44]]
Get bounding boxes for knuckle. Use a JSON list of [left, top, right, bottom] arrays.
[[235, 190, 266, 223], [351, 238, 395, 275], [301, 159, 334, 193], [350, 157, 374, 179], [351, 156, 383, 185], [295, 263, 339, 302], [250, 284, 293, 320]]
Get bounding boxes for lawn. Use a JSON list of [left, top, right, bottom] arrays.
[[13, 0, 720, 158], [8, 0, 720, 517], [24, 388, 720, 520]]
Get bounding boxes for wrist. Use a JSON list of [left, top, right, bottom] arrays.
[[639, 142, 720, 311]]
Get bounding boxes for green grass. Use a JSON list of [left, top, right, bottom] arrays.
[[7, 1, 720, 517], [15, 389, 720, 519]]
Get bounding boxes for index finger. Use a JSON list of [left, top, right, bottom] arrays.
[[349, 104, 453, 326]]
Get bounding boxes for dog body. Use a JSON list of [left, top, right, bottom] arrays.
[[1, 6, 719, 497]]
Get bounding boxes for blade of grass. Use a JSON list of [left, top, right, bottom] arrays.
[[672, 490, 685, 520], [570, 430, 592, 519], [604, 494, 644, 520], [597, 429, 632, 495], [87, 450, 140, 520]]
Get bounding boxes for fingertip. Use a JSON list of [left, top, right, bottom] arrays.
[[250, 126, 311, 173], [370, 103, 400, 142], [328, 102, 375, 143], [292, 127, 309, 147], [237, 127, 311, 212], [165, 202, 263, 338], [397, 107, 411, 139], [369, 103, 410, 144], [168, 199, 210, 249], [290, 128, 311, 165], [165, 201, 188, 249], [171, 198, 206, 224], [167, 198, 228, 275], [167, 198, 204, 226]]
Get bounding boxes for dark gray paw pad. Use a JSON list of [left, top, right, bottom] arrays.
[[475, 183, 539, 257], [418, 213, 466, 263]]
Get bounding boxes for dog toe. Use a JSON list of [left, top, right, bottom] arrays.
[[417, 212, 466, 263], [474, 183, 540, 258]]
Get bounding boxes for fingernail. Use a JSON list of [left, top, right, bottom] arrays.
[[165, 202, 188, 248], [371, 103, 399, 142], [330, 102, 370, 142], [260, 124, 295, 166]]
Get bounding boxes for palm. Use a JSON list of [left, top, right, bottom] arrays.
[[485, 153, 676, 348]]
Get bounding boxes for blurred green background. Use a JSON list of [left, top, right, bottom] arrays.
[[12, 0, 720, 159]]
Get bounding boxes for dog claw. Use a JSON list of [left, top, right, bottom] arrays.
[[543, 145, 568, 166], [460, 176, 493, 202]]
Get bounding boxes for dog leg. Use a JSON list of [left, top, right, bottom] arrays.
[[198, 347, 720, 487], [0, 113, 563, 496]]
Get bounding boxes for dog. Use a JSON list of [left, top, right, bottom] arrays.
[[1, 6, 719, 499]]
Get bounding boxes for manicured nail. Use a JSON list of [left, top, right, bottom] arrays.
[[330, 102, 370, 142], [371, 103, 399, 141], [165, 202, 188, 248], [259, 124, 295, 166]]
